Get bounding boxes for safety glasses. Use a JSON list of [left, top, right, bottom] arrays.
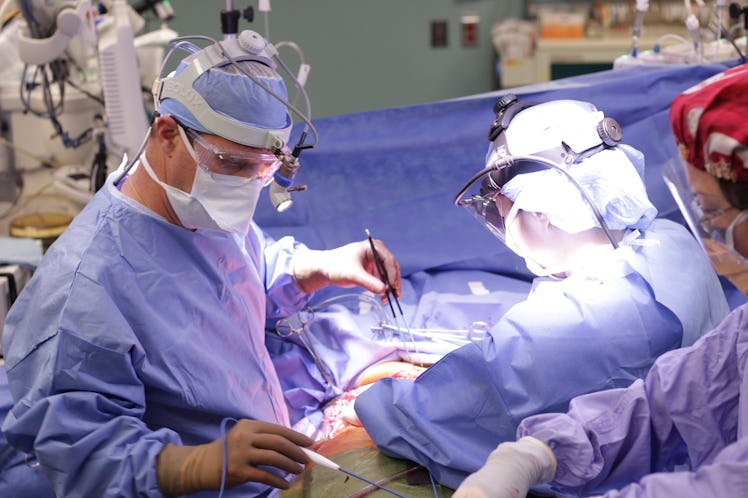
[[185, 128, 281, 182]]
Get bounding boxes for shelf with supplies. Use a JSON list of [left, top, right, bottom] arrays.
[[499, 30, 683, 88]]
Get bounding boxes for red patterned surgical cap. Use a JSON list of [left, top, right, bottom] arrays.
[[670, 64, 748, 183]]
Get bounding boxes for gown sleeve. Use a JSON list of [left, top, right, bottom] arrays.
[[517, 304, 748, 497], [252, 223, 312, 320]]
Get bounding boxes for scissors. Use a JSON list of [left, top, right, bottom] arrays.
[[275, 310, 334, 385]]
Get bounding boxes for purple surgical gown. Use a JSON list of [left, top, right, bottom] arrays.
[[518, 302, 748, 497]]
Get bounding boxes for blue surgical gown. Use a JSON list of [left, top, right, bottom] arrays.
[[518, 302, 748, 497], [1, 176, 313, 498], [0, 368, 56, 497], [354, 219, 730, 489]]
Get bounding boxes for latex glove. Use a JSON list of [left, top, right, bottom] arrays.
[[292, 239, 401, 300], [156, 419, 313, 496], [453, 437, 557, 498]]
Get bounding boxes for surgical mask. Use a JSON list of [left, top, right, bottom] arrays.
[[138, 127, 264, 235], [726, 210, 748, 253]]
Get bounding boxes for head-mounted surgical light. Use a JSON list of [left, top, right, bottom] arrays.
[[454, 94, 625, 249]]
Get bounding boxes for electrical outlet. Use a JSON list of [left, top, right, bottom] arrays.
[[431, 19, 448, 48]]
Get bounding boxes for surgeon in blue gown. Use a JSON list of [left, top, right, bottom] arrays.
[[0, 32, 401, 498], [353, 96, 730, 490]]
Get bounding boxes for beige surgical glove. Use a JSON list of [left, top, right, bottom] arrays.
[[453, 437, 557, 498], [156, 419, 313, 497]]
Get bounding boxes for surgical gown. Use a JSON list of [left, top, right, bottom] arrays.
[[0, 368, 55, 497], [517, 302, 748, 497], [354, 219, 730, 489], [1, 176, 313, 498]]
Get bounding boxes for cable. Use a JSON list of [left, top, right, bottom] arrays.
[[157, 34, 318, 149], [275, 40, 310, 110], [217, 417, 238, 498]]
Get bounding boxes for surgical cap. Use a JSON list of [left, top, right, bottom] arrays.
[[496, 99, 657, 234], [670, 64, 748, 183], [157, 60, 291, 137]]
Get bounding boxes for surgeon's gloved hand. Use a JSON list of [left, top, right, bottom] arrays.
[[156, 419, 313, 497], [292, 239, 401, 301], [453, 437, 557, 498]]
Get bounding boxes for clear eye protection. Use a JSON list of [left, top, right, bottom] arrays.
[[663, 157, 748, 293], [458, 186, 513, 244], [186, 129, 281, 182]]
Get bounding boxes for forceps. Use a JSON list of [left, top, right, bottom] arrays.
[[365, 228, 402, 319], [365, 229, 422, 365]]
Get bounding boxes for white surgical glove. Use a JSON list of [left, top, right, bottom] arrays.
[[292, 239, 401, 299], [453, 437, 557, 498]]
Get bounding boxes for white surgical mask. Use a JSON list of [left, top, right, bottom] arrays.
[[138, 128, 263, 235]]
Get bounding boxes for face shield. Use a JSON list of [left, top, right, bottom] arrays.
[[664, 157, 748, 292], [454, 139, 622, 249]]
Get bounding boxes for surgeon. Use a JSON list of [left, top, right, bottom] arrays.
[[0, 30, 401, 498], [668, 62, 748, 297], [352, 95, 730, 490], [453, 64, 748, 498]]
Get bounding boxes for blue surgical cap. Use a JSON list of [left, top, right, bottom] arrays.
[[157, 60, 291, 136]]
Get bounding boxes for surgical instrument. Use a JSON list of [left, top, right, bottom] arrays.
[[365, 228, 400, 317], [301, 447, 407, 498], [365, 229, 423, 365], [275, 312, 335, 386]]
